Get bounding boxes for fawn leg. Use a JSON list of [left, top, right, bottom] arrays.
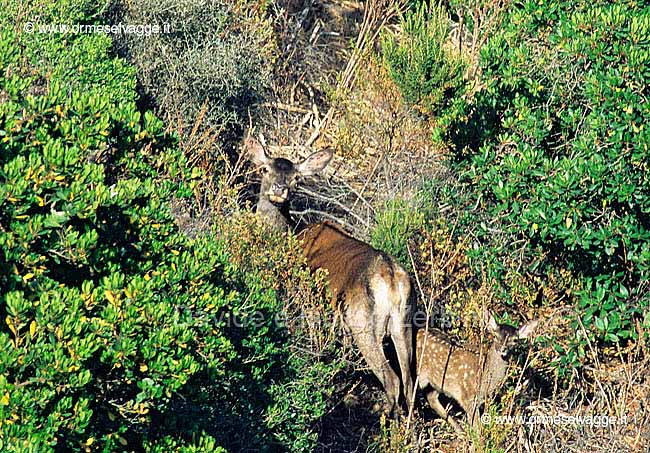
[[425, 388, 463, 433]]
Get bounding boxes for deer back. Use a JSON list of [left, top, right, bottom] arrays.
[[299, 221, 395, 309], [416, 329, 483, 407]]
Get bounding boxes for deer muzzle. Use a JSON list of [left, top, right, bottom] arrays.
[[267, 187, 289, 204]]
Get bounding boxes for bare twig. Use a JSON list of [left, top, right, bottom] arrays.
[[290, 208, 363, 235]]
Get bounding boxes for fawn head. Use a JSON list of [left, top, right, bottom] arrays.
[[246, 137, 333, 206], [484, 309, 538, 359]]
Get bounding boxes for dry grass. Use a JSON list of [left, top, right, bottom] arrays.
[[327, 57, 443, 215]]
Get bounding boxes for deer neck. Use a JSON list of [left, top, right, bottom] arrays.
[[477, 345, 508, 402], [256, 187, 293, 232]]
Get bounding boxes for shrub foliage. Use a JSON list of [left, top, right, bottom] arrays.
[[420, 0, 650, 373], [110, 0, 274, 144], [382, 1, 466, 116], [1, 2, 339, 451]]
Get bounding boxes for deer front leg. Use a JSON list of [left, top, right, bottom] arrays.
[[464, 399, 482, 433], [425, 388, 463, 433]]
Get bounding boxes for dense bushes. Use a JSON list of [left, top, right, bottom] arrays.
[[388, 0, 649, 373], [0, 1, 137, 106], [1, 2, 339, 451], [109, 0, 274, 145]]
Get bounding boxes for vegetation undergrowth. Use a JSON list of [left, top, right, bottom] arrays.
[[0, 1, 342, 451], [441, 0, 649, 373], [376, 0, 648, 449], [2, 0, 648, 451], [108, 0, 275, 150], [383, 0, 649, 377], [382, 1, 466, 118]]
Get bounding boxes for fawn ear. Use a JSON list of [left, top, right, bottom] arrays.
[[483, 309, 499, 335], [296, 149, 333, 176], [517, 319, 538, 339], [246, 137, 271, 167]]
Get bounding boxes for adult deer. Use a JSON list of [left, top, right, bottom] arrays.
[[416, 310, 538, 432], [246, 137, 414, 417]]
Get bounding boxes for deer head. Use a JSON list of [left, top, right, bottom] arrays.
[[246, 137, 333, 230], [484, 309, 538, 360], [478, 310, 538, 408]]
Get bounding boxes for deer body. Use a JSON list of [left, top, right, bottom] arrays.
[[247, 138, 414, 416], [416, 312, 537, 432]]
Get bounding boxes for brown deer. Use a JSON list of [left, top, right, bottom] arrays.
[[416, 310, 538, 432], [246, 137, 414, 417]]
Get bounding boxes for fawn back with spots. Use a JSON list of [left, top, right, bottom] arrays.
[[416, 310, 538, 432], [246, 137, 415, 417]]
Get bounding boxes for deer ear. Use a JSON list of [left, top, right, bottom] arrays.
[[483, 309, 499, 334], [246, 137, 270, 167], [517, 319, 538, 339], [296, 149, 333, 176]]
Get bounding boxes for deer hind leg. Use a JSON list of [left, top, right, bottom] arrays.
[[388, 273, 414, 410], [346, 303, 401, 417], [390, 317, 413, 411], [425, 388, 464, 433]]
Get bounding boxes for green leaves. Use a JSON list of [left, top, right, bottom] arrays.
[[371, 198, 425, 270], [382, 1, 466, 115], [0, 26, 337, 453], [428, 0, 650, 373], [0, 2, 342, 452]]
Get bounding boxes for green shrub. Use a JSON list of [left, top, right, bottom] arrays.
[[0, 0, 137, 105], [428, 0, 650, 373], [1, 22, 222, 448], [371, 199, 425, 270], [109, 0, 274, 143], [144, 433, 225, 453], [381, 1, 466, 116], [1, 3, 341, 451]]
